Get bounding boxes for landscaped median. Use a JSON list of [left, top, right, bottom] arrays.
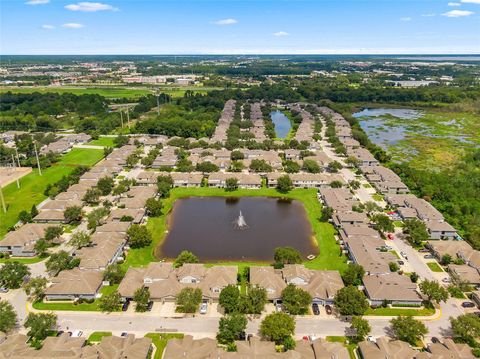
[[123, 187, 348, 272], [364, 305, 437, 317]]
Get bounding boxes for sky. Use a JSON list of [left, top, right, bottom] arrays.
[[0, 0, 479, 54]]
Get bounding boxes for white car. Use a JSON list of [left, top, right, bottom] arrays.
[[71, 330, 83, 338], [367, 335, 376, 342], [200, 303, 208, 314]]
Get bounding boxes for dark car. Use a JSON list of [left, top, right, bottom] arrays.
[[122, 300, 130, 312], [312, 303, 320, 315], [431, 337, 440, 344], [325, 305, 333, 315], [462, 301, 476, 308], [121, 332, 128, 337], [146, 301, 154, 311], [239, 331, 246, 341]]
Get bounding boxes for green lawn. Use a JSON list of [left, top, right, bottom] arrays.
[[33, 284, 118, 312], [326, 336, 357, 359], [0, 86, 151, 99], [123, 187, 347, 273], [393, 220, 404, 228], [88, 137, 116, 147], [426, 262, 444, 272], [365, 306, 435, 316], [0, 148, 104, 238], [87, 331, 112, 344], [372, 194, 384, 201], [0, 254, 48, 264], [145, 333, 184, 359]]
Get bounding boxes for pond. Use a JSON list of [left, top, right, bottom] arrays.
[[270, 110, 292, 139], [158, 197, 317, 262]]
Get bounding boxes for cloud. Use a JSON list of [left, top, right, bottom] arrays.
[[421, 13, 436, 17], [212, 18, 238, 25], [42, 24, 55, 29], [461, 0, 480, 3], [442, 9, 474, 16], [400, 17, 412, 21], [273, 31, 289, 37], [65, 2, 118, 12], [62, 23, 84, 28], [25, 0, 49, 5], [448, 2, 461, 6]]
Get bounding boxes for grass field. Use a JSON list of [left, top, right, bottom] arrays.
[[123, 187, 347, 273], [145, 333, 184, 359], [0, 148, 104, 239], [426, 262, 444, 272], [0, 254, 48, 264], [87, 332, 112, 344], [365, 306, 435, 316], [88, 136, 116, 147]]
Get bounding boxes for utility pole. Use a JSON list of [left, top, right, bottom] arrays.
[[0, 186, 6, 213], [15, 147, 20, 167], [11, 154, 20, 188], [34, 143, 42, 176]]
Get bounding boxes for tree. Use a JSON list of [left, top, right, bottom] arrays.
[[34, 239, 49, 256], [320, 207, 334, 222], [0, 300, 17, 333], [133, 287, 150, 312], [103, 264, 125, 284], [217, 313, 247, 345], [390, 316, 428, 345], [239, 286, 267, 314], [450, 314, 480, 346], [157, 175, 173, 198], [126, 154, 139, 168], [64, 205, 83, 224], [249, 159, 272, 173], [30, 204, 39, 218], [196, 162, 219, 173], [260, 312, 295, 345], [350, 316, 371, 342], [403, 219, 429, 247], [274, 247, 302, 268], [97, 176, 114, 195], [342, 263, 365, 286], [145, 198, 163, 217], [419, 280, 449, 304], [327, 161, 343, 173], [349, 180, 361, 190], [334, 286, 369, 316], [99, 290, 122, 312], [371, 214, 394, 233], [127, 225, 152, 248], [113, 135, 129, 147], [86, 206, 109, 230], [69, 231, 91, 249], [176, 287, 202, 313], [410, 272, 419, 283], [441, 254, 453, 265], [23, 277, 47, 302], [173, 250, 199, 268], [302, 159, 321, 173], [83, 188, 102, 204], [330, 180, 343, 188], [229, 161, 245, 172], [18, 210, 32, 223], [283, 160, 300, 173], [24, 312, 57, 340], [276, 175, 293, 193], [225, 178, 239, 192], [281, 284, 312, 315], [219, 285, 241, 314], [0, 261, 30, 289], [389, 262, 399, 272], [364, 201, 381, 214], [231, 150, 244, 160], [46, 251, 78, 275], [44, 226, 63, 241]]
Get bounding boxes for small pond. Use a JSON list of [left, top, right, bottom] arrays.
[[158, 197, 316, 261], [270, 110, 292, 139]]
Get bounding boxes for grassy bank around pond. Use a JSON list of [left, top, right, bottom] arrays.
[[123, 187, 347, 272], [0, 148, 104, 238]]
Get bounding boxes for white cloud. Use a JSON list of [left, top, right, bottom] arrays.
[[42, 24, 55, 29], [448, 2, 461, 6], [461, 0, 480, 4], [442, 9, 474, 16], [62, 23, 84, 28], [273, 31, 289, 37], [65, 2, 118, 12], [400, 17, 412, 21], [212, 18, 238, 25], [421, 13, 436, 17], [25, 0, 49, 5]]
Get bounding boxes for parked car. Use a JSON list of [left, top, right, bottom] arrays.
[[122, 300, 130, 312], [275, 303, 283, 312], [367, 336, 376, 343], [121, 332, 128, 337], [57, 331, 64, 337], [239, 331, 246, 341], [325, 305, 333, 315], [71, 330, 83, 338], [462, 302, 476, 308], [387, 233, 394, 240], [146, 301, 153, 311], [397, 260, 405, 265], [0, 287, 8, 293], [442, 277, 452, 283], [312, 303, 320, 315], [431, 337, 440, 344], [424, 254, 434, 259], [419, 248, 430, 253], [200, 302, 208, 314]]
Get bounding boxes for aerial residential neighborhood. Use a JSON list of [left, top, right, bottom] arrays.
[[0, 0, 479, 358]]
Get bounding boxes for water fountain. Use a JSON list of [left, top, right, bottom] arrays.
[[234, 210, 249, 230]]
